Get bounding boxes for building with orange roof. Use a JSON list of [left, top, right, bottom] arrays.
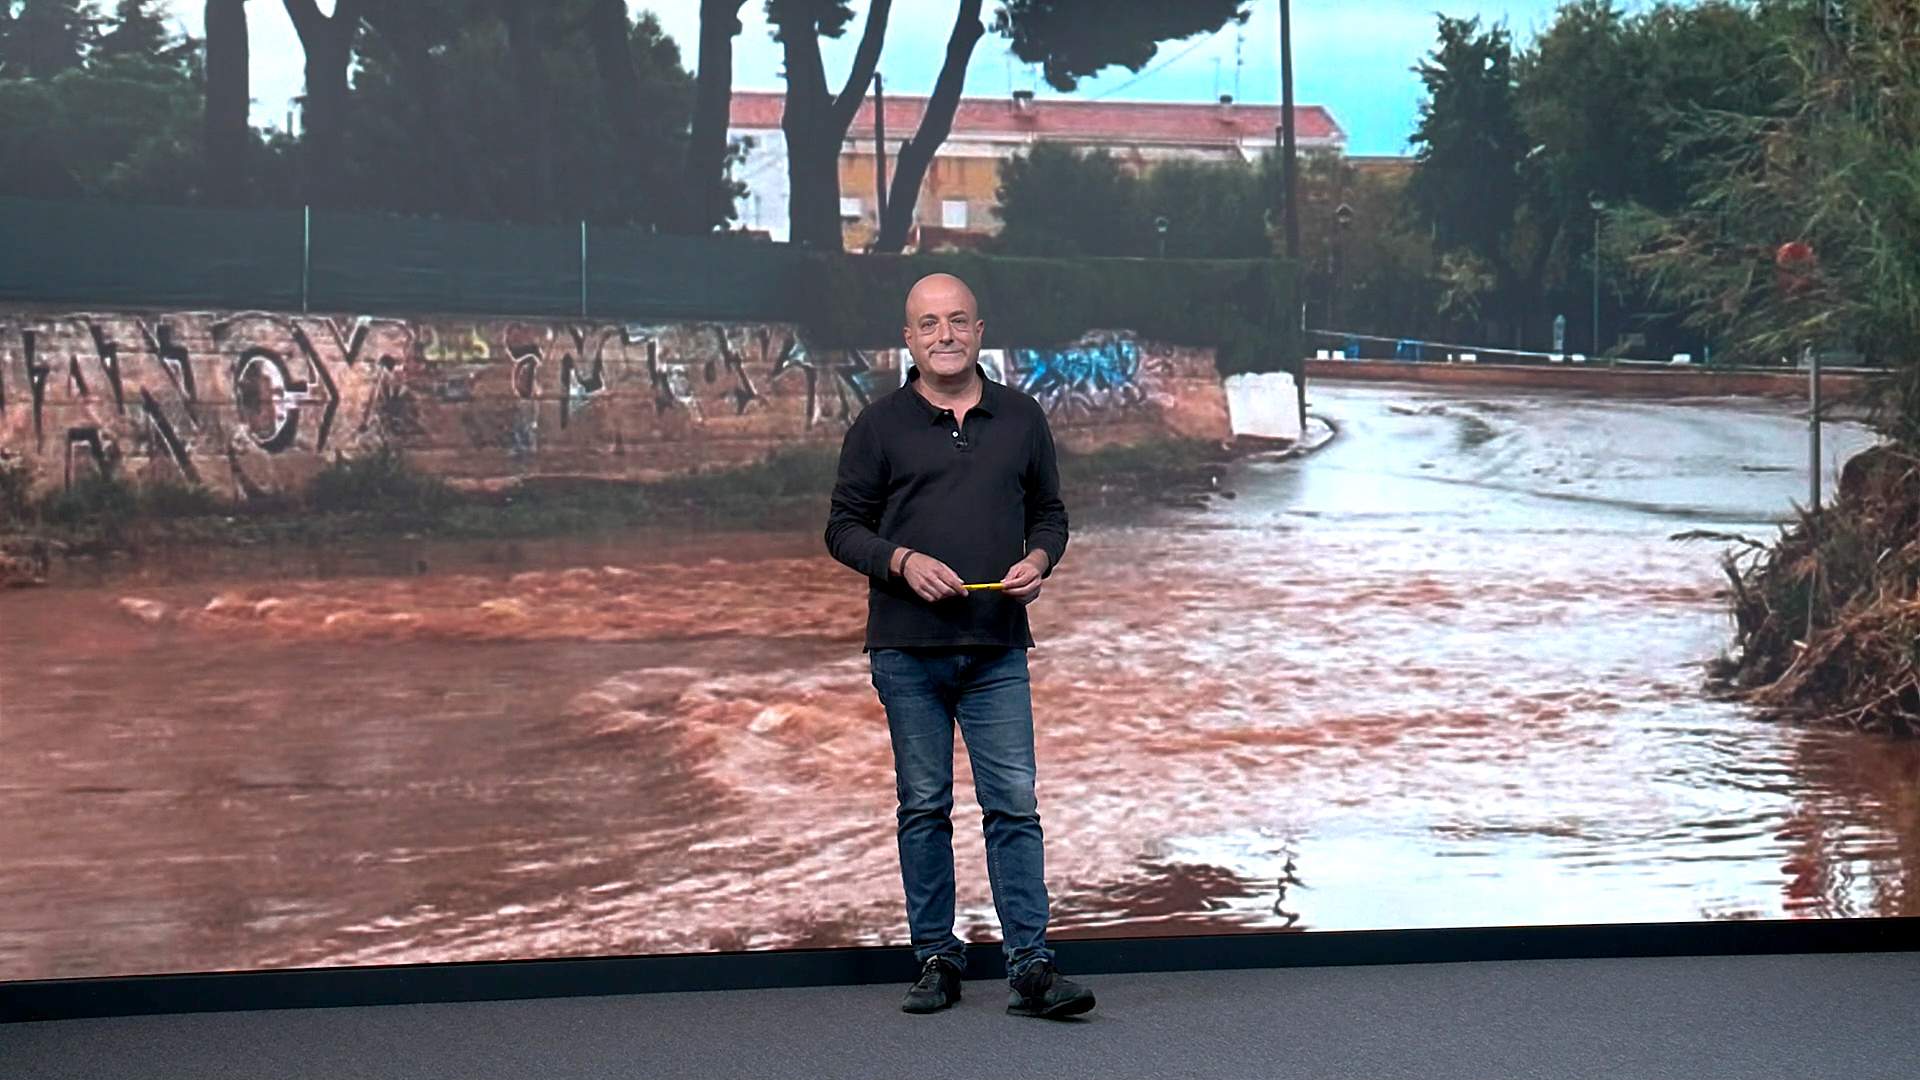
[[728, 89, 1345, 249]]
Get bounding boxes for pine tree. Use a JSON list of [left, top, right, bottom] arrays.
[[2, 0, 100, 79], [94, 0, 172, 61]]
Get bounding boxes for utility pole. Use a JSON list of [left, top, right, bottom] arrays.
[[873, 73, 889, 234], [1279, 0, 1304, 432], [1278, 0, 1301, 262]]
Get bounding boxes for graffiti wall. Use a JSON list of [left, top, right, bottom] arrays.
[[0, 308, 1230, 497]]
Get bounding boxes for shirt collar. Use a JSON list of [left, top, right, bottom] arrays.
[[905, 362, 1000, 422]]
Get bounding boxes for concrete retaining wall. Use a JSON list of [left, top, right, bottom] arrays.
[[0, 307, 1229, 498]]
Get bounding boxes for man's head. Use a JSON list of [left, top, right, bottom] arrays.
[[902, 273, 984, 380]]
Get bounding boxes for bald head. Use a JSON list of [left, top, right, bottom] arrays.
[[902, 273, 984, 380], [904, 273, 979, 325]]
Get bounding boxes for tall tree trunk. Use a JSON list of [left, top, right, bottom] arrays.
[[203, 0, 250, 205], [499, 0, 555, 222], [874, 0, 984, 253], [678, 0, 747, 233], [772, 0, 892, 249], [587, 0, 646, 225], [283, 0, 364, 207]]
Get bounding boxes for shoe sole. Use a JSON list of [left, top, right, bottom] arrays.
[[901, 991, 961, 1014], [1007, 994, 1095, 1019]]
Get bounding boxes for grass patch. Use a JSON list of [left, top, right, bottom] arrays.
[[0, 437, 1228, 557], [307, 446, 459, 515]]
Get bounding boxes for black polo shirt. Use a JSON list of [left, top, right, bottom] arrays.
[[825, 364, 1069, 651]]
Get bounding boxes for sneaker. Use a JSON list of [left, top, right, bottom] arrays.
[[1006, 960, 1096, 1019], [901, 957, 963, 1014]]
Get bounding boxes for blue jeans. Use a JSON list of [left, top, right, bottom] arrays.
[[869, 647, 1055, 978]]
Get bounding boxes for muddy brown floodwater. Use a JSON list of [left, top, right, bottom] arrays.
[[3, 382, 1917, 982]]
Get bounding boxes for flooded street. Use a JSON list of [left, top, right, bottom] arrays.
[[3, 381, 1916, 983]]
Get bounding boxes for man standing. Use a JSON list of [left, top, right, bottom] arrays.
[[825, 273, 1095, 1019]]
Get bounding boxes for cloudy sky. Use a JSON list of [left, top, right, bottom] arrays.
[[156, 1, 1629, 157]]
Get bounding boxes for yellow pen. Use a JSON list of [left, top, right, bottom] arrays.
[[963, 583, 1006, 591]]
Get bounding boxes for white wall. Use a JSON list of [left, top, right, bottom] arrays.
[[729, 128, 790, 242], [1223, 371, 1303, 442]]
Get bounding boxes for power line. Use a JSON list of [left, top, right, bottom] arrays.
[[1087, 27, 1229, 101]]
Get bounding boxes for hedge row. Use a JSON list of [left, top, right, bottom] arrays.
[[0, 197, 1301, 376], [794, 253, 1302, 377]]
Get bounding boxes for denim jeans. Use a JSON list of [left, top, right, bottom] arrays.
[[869, 646, 1055, 978]]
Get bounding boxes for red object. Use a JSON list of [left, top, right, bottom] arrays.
[[1775, 240, 1815, 267], [1775, 241, 1817, 297]]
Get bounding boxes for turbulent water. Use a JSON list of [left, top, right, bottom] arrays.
[[2, 382, 1914, 982]]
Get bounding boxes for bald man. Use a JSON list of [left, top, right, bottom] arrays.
[[825, 273, 1095, 1019]]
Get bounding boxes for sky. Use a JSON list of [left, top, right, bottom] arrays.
[[155, 1, 1636, 157]]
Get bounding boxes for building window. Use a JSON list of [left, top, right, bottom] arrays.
[[840, 196, 864, 220], [942, 200, 969, 228]]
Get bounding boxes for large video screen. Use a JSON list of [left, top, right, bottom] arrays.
[[3, 0, 1915, 985]]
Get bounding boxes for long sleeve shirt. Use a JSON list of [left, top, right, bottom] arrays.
[[825, 365, 1069, 650]]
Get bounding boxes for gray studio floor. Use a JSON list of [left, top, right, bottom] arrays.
[[7, 952, 1919, 1080]]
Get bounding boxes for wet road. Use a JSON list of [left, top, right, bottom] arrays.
[[2, 382, 1915, 982]]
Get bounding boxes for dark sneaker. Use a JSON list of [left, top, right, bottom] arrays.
[[902, 957, 963, 1014], [1006, 960, 1096, 1019]]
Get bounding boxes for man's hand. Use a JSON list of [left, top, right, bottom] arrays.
[[1002, 551, 1050, 605], [898, 549, 966, 603]]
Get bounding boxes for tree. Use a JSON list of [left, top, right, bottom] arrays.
[[496, 0, 556, 222], [993, 143, 1143, 257], [1623, 0, 1920, 388], [679, 0, 749, 233], [588, 0, 647, 222], [765, 0, 892, 248], [2, 0, 99, 78], [1140, 158, 1273, 260], [995, 0, 1247, 91], [282, 0, 364, 205], [991, 145, 1271, 259], [1317, 162, 1448, 342], [0, 40, 201, 202], [766, 0, 1253, 251], [345, 1, 708, 227], [357, 1, 478, 217], [1406, 16, 1534, 343], [94, 0, 171, 61], [202, 0, 248, 204], [1503, 2, 1790, 353], [870, 0, 1251, 252], [872, 0, 983, 252]]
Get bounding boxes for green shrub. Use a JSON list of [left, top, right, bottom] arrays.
[[138, 478, 223, 518], [306, 446, 455, 514], [39, 472, 138, 526]]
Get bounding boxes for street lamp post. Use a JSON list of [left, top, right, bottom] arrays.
[[1588, 193, 1605, 360], [1331, 202, 1354, 332]]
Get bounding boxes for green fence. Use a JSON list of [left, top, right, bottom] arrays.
[[0, 196, 1301, 372], [0, 196, 807, 322], [0, 198, 306, 310]]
